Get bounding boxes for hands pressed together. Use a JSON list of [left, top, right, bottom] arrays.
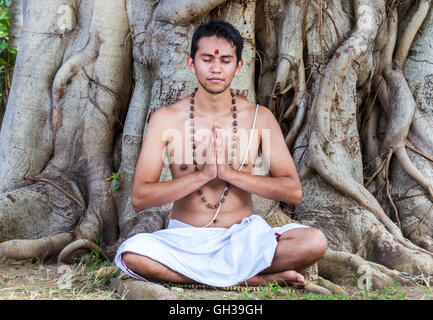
[[201, 122, 235, 182]]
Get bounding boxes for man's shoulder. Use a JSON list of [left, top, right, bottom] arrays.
[[149, 98, 188, 124], [240, 100, 275, 127]]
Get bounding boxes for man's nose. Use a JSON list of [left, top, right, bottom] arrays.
[[210, 61, 222, 73]]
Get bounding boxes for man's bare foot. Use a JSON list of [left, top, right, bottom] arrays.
[[241, 270, 307, 289]]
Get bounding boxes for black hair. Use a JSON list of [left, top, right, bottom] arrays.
[[190, 20, 244, 63]]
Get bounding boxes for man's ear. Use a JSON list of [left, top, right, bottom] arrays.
[[187, 56, 196, 75], [234, 59, 243, 76]]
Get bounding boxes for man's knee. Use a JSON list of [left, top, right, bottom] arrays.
[[121, 252, 139, 270], [308, 228, 328, 259], [121, 252, 154, 273]]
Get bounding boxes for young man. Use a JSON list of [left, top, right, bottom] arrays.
[[115, 20, 327, 288]]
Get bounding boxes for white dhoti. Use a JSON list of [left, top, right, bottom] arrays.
[[115, 214, 310, 287]]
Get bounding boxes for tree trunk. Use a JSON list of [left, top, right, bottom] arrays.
[[1, 0, 433, 290]]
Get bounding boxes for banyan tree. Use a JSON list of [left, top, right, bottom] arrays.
[[1, 0, 433, 294]]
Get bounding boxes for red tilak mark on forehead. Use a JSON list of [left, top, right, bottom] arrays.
[[214, 49, 219, 55]]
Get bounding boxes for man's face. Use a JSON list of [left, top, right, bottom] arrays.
[[187, 36, 243, 95]]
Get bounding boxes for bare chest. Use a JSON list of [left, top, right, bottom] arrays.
[[164, 115, 261, 178]]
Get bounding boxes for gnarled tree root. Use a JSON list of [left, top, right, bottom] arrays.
[[109, 277, 180, 300], [0, 232, 73, 263], [58, 239, 107, 265], [318, 249, 419, 290], [303, 277, 348, 296]]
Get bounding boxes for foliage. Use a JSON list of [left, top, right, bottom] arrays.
[[105, 171, 122, 191], [0, 0, 16, 125]]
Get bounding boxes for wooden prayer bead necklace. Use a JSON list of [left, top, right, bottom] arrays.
[[190, 88, 238, 209]]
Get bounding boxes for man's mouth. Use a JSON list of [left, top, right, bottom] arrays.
[[208, 78, 224, 83]]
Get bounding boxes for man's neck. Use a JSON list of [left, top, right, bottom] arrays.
[[194, 87, 232, 116]]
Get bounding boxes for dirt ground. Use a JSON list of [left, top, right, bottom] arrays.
[[1, 257, 432, 300]]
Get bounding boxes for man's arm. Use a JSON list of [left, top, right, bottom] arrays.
[[221, 106, 302, 205], [131, 107, 213, 212]]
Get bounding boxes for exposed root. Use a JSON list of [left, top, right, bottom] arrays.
[[309, 145, 407, 241], [318, 249, 417, 290], [47, 166, 87, 210], [361, 94, 382, 190], [303, 281, 331, 295], [364, 222, 433, 274], [394, 0, 431, 69], [0, 232, 73, 263], [57, 239, 107, 265], [311, 0, 341, 43], [284, 59, 308, 149], [407, 204, 433, 241], [302, 276, 348, 296], [25, 175, 86, 210], [153, 0, 228, 24], [109, 277, 180, 300], [414, 234, 433, 253], [405, 142, 433, 164], [52, 33, 99, 107], [125, 0, 155, 66], [364, 150, 390, 189], [306, 0, 433, 259], [269, 0, 304, 113], [50, 32, 99, 149], [285, 90, 308, 149], [373, 4, 433, 215], [384, 149, 401, 228], [394, 147, 433, 199]]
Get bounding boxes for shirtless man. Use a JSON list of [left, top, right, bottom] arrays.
[[116, 20, 327, 289]]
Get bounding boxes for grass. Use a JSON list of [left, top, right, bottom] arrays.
[[0, 251, 122, 300], [1, 257, 433, 300], [179, 276, 433, 301]]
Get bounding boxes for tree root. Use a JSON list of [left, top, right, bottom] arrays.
[[126, 0, 155, 66], [25, 175, 86, 210], [269, 0, 304, 114], [57, 239, 107, 265], [305, 0, 433, 259], [370, 4, 433, 249], [318, 249, 417, 290], [109, 277, 180, 300], [0, 232, 73, 264], [394, 147, 433, 199], [309, 145, 404, 241], [303, 276, 348, 296], [394, 0, 431, 69], [52, 33, 99, 108], [285, 61, 308, 149], [406, 204, 433, 251], [153, 0, 228, 25]]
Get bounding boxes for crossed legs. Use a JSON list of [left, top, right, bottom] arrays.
[[121, 227, 327, 288]]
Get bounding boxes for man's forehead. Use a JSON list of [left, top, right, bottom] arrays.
[[196, 36, 236, 55]]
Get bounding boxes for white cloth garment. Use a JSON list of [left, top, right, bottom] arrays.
[[115, 215, 309, 287]]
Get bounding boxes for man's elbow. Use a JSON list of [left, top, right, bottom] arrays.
[[131, 195, 143, 212], [293, 188, 303, 205], [131, 189, 150, 213], [289, 184, 303, 205]]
